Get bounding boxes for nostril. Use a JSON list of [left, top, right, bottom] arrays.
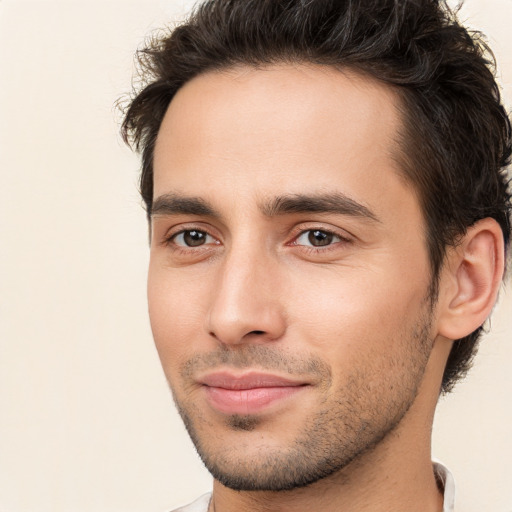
[[250, 330, 265, 335]]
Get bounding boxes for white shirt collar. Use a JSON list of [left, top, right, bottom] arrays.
[[433, 460, 456, 512]]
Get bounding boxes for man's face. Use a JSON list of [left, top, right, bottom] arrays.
[[150, 65, 438, 491]]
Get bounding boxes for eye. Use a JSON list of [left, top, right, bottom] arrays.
[[294, 229, 342, 247], [172, 230, 216, 247]]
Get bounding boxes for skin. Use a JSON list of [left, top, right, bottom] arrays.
[[148, 64, 500, 512]]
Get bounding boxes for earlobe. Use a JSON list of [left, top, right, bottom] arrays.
[[437, 218, 505, 340]]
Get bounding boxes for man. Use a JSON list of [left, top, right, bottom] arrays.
[[122, 0, 511, 510]]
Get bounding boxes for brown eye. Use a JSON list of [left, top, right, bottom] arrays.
[[174, 230, 212, 247], [293, 229, 345, 249], [307, 230, 333, 246]]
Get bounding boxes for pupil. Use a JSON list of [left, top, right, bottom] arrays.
[[184, 230, 206, 247], [308, 230, 332, 246]]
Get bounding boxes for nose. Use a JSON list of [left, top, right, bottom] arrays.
[[205, 247, 287, 346]]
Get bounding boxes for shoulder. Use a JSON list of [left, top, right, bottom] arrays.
[[170, 493, 212, 512]]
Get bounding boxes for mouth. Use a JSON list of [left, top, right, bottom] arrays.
[[198, 371, 310, 415]]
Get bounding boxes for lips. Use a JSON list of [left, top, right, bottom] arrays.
[[199, 372, 308, 415]]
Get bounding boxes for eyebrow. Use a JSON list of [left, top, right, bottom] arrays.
[[260, 193, 380, 222], [151, 194, 218, 218], [151, 192, 379, 222]]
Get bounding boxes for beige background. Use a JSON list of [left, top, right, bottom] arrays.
[[0, 0, 510, 510]]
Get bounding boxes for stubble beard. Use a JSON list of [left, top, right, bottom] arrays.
[[170, 308, 434, 492]]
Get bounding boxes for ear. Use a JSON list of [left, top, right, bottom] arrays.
[[437, 218, 505, 340]]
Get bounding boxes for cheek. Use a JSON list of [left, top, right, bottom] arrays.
[[147, 264, 208, 377], [285, 263, 429, 356], [291, 284, 431, 399]]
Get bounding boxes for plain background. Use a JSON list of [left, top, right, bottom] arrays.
[[0, 0, 511, 510]]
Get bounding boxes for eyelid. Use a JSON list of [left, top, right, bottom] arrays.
[[284, 224, 356, 260], [293, 229, 343, 246], [172, 230, 217, 247], [157, 221, 354, 251], [288, 223, 354, 243], [160, 222, 222, 247]]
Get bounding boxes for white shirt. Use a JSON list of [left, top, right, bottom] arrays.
[[434, 461, 456, 512], [171, 462, 456, 512]]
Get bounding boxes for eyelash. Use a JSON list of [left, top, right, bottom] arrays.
[[162, 227, 219, 255], [163, 226, 351, 254], [289, 228, 350, 253]]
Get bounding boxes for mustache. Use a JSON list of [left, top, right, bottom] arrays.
[[180, 344, 332, 381]]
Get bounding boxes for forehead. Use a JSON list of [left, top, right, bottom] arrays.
[[153, 64, 413, 219]]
